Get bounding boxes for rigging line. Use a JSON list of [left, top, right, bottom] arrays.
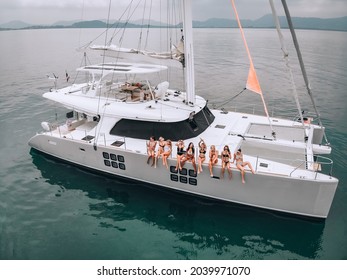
[[94, 0, 113, 146], [78, 0, 86, 48], [231, 0, 275, 138], [269, 0, 304, 127], [119, 0, 142, 46], [281, 0, 329, 144], [77, 0, 135, 50], [213, 88, 246, 109], [137, 0, 147, 51], [144, 0, 153, 50], [108, 0, 135, 45], [71, 51, 90, 85]]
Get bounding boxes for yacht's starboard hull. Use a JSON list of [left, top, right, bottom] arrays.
[[29, 133, 338, 219]]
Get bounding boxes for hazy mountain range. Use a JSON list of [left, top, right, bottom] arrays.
[[1, 14, 347, 31]]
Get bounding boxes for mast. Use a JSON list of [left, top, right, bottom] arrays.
[[181, 0, 195, 106], [281, 0, 328, 143]]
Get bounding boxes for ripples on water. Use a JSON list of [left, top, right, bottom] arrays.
[[0, 28, 346, 260]]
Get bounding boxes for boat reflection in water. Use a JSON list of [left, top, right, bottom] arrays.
[[31, 149, 325, 259]]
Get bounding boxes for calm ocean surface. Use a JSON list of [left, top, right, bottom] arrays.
[[0, 28, 346, 260]]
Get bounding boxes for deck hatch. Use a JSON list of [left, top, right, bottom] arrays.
[[82, 135, 94, 141], [111, 140, 125, 147], [215, 125, 226, 129]]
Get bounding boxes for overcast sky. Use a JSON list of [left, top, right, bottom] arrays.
[[1, 0, 346, 25]]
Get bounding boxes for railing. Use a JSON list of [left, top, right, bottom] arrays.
[[215, 101, 318, 123], [289, 155, 334, 179], [253, 154, 334, 179], [250, 153, 334, 179]]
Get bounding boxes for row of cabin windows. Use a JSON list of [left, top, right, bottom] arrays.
[[109, 105, 215, 141]]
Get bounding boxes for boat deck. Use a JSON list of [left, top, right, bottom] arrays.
[[45, 107, 329, 181]]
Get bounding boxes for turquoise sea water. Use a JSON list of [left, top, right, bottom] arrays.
[[0, 28, 346, 259]]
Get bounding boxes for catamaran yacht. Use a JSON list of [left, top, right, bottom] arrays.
[[28, 0, 338, 218]]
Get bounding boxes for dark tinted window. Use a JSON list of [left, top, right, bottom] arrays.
[[110, 105, 215, 141]]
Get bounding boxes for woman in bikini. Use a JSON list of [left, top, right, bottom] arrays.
[[154, 136, 165, 168], [175, 140, 185, 171], [220, 145, 232, 179], [233, 148, 255, 183], [197, 139, 207, 174], [162, 139, 172, 169], [208, 145, 218, 177], [146, 136, 157, 166], [181, 142, 197, 174]]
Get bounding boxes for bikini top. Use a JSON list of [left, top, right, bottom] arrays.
[[187, 147, 194, 155], [235, 153, 242, 161]]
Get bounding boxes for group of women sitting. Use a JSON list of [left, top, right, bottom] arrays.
[[146, 137, 255, 183]]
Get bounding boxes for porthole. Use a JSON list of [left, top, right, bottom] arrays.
[[189, 178, 197, 186], [110, 153, 117, 161], [111, 161, 118, 168], [170, 174, 178, 182], [119, 163, 126, 170], [179, 168, 187, 176], [104, 160, 111, 166], [170, 166, 178, 174], [189, 169, 197, 177], [102, 152, 109, 159], [179, 176, 187, 184], [117, 155, 125, 162]]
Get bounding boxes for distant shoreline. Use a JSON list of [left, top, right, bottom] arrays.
[[1, 26, 346, 33], [1, 15, 347, 32]]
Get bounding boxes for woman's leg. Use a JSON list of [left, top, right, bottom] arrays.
[[198, 157, 203, 173], [227, 163, 232, 179], [237, 163, 245, 183], [244, 161, 255, 174], [192, 158, 197, 173], [209, 161, 214, 177], [220, 161, 225, 178], [175, 155, 181, 171]]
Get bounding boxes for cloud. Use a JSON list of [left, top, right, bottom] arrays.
[[3, 0, 108, 8]]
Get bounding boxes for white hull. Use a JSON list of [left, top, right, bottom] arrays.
[[29, 133, 338, 218]]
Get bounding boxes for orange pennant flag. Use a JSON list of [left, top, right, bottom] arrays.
[[247, 61, 262, 95], [231, 0, 262, 95]]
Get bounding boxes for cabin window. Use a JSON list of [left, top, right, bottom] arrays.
[[103, 152, 110, 159], [109, 105, 215, 141], [179, 176, 188, 184], [66, 111, 74, 118]]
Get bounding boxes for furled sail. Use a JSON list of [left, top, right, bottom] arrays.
[[90, 42, 184, 68]]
